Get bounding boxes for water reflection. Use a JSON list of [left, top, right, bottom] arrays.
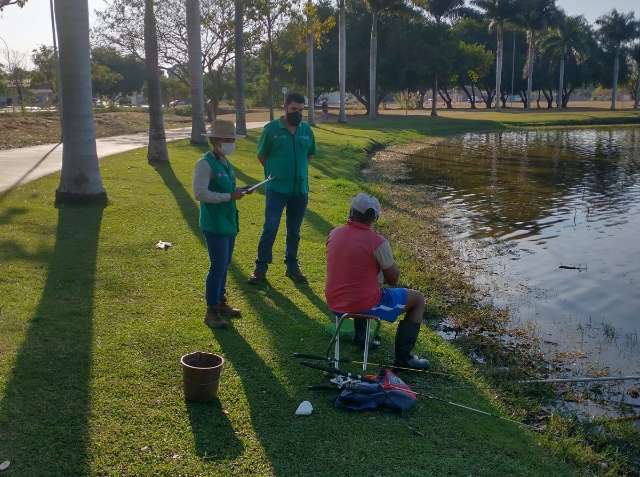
[[406, 127, 640, 375]]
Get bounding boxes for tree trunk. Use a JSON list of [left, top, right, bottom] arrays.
[[306, 2, 315, 125], [536, 89, 541, 109], [557, 49, 565, 109], [186, 0, 206, 144], [267, 16, 274, 121], [635, 75, 640, 110], [144, 0, 168, 163], [338, 0, 347, 123], [417, 90, 426, 109], [611, 53, 619, 111], [54, 0, 107, 203], [525, 30, 535, 111], [495, 23, 503, 111], [234, 0, 247, 135], [368, 9, 378, 119], [468, 84, 477, 109], [542, 89, 553, 108], [438, 88, 452, 109], [562, 86, 573, 108], [431, 74, 438, 117]]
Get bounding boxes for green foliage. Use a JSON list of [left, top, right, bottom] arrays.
[[91, 63, 124, 98], [91, 47, 146, 97], [30, 45, 57, 93], [172, 104, 192, 116], [596, 9, 639, 54]]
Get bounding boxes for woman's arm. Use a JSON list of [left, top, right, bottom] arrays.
[[192, 159, 231, 204]]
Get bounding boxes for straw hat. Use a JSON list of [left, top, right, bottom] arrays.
[[203, 119, 237, 139]]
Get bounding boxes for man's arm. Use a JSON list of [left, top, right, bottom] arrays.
[[382, 264, 400, 287], [374, 240, 400, 286], [307, 126, 316, 162], [256, 126, 270, 167]]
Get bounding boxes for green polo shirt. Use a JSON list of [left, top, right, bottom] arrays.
[[257, 118, 316, 196]]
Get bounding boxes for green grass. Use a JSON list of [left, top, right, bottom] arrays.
[[1, 111, 639, 476]]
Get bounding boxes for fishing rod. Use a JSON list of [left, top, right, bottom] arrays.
[[292, 353, 456, 378], [300, 359, 532, 429], [519, 375, 640, 385]]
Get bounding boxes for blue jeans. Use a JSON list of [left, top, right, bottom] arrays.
[[204, 231, 236, 306], [255, 189, 308, 273]]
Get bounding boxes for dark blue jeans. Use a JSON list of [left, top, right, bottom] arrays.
[[204, 231, 236, 306], [255, 189, 308, 273]]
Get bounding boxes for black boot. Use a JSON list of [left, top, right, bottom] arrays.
[[352, 318, 380, 350], [394, 320, 429, 369]]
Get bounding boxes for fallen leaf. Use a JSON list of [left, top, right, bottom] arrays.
[[0, 461, 10, 471]]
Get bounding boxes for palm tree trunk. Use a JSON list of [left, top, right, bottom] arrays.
[[54, 0, 107, 203], [557, 48, 565, 109], [431, 74, 438, 117], [368, 9, 378, 120], [611, 53, 619, 111], [306, 2, 315, 126], [338, 0, 347, 123], [525, 30, 535, 111], [234, 0, 247, 135], [144, 0, 168, 163], [267, 16, 274, 121], [495, 23, 503, 111], [186, 0, 206, 144]]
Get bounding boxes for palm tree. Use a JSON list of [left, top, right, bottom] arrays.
[[338, 0, 347, 123], [596, 9, 639, 111], [363, 0, 404, 119], [186, 0, 206, 144], [54, 0, 107, 203], [414, 0, 472, 117], [306, 0, 316, 125], [516, 0, 557, 110], [540, 11, 590, 109], [472, 0, 517, 111], [631, 44, 640, 110], [234, 0, 247, 135], [144, 0, 168, 163]]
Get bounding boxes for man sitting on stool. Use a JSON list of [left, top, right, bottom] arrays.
[[325, 193, 429, 369]]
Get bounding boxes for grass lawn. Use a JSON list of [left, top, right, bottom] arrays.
[[1, 111, 638, 476]]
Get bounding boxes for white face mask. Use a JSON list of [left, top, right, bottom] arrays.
[[220, 143, 236, 156]]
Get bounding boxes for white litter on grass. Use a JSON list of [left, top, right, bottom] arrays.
[[155, 241, 173, 250], [0, 461, 10, 472], [295, 401, 313, 416]]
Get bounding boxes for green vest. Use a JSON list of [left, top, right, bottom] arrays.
[[199, 152, 239, 236]]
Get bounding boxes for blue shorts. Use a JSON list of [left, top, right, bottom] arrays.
[[364, 288, 408, 323]]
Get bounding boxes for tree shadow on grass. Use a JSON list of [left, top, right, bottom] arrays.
[[152, 162, 202, 242], [186, 399, 244, 461], [0, 203, 104, 476]]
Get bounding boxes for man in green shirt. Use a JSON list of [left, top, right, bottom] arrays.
[[249, 92, 316, 284]]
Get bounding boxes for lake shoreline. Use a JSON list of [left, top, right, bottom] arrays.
[[366, 131, 640, 474]]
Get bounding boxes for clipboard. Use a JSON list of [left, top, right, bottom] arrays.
[[244, 175, 274, 193]]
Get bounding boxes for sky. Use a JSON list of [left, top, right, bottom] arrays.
[[0, 0, 638, 67]]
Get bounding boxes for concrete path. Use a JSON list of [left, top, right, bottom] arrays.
[[0, 121, 267, 194]]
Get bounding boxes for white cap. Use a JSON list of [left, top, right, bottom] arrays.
[[351, 192, 381, 218]]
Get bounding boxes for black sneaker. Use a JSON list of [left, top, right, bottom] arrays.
[[285, 269, 308, 284], [248, 270, 266, 285], [394, 355, 430, 370], [353, 336, 381, 351]]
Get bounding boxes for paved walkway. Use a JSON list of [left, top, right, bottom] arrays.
[[0, 122, 267, 193]]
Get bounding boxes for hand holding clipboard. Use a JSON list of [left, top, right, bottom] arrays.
[[242, 175, 274, 194]]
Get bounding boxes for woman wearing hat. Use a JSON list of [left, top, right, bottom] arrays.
[[193, 119, 249, 328]]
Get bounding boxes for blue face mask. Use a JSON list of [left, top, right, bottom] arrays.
[[220, 143, 236, 156]]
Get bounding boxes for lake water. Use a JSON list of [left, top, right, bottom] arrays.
[[405, 127, 640, 377]]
